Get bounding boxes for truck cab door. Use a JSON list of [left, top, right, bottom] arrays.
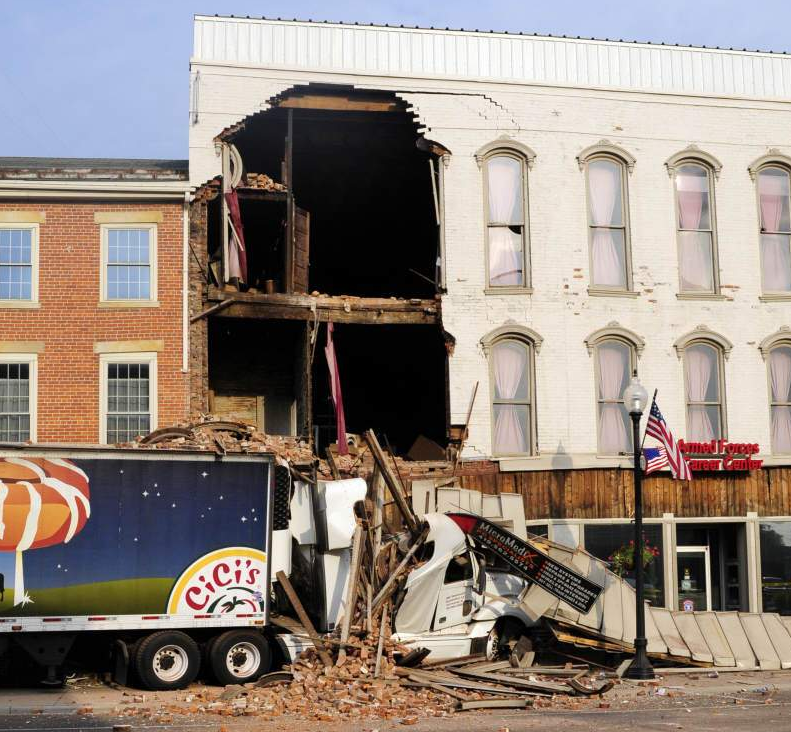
[[432, 552, 478, 630]]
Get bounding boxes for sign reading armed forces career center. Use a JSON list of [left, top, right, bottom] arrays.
[[447, 514, 603, 614]]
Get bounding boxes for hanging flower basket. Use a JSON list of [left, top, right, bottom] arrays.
[[608, 536, 660, 577]]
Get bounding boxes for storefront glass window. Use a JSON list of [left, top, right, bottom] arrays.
[[760, 522, 791, 615], [585, 524, 665, 607]]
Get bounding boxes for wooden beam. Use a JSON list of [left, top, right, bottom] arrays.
[[207, 287, 440, 325], [275, 570, 333, 667], [370, 532, 425, 616], [337, 524, 364, 665], [365, 430, 419, 533], [278, 94, 403, 113]]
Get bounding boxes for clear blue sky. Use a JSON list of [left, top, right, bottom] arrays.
[[3, 1, 791, 160]]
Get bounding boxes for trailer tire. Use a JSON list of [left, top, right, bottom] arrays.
[[133, 631, 200, 691], [209, 631, 271, 685]]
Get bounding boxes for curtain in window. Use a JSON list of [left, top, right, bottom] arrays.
[[588, 161, 625, 287], [487, 157, 524, 286], [488, 228, 523, 285], [487, 157, 523, 224], [685, 346, 716, 441], [597, 343, 629, 454], [492, 342, 529, 454], [677, 168, 714, 291], [759, 171, 791, 292], [770, 348, 791, 453]]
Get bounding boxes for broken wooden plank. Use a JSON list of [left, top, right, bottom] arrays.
[[577, 555, 607, 631], [395, 668, 530, 696], [520, 583, 558, 622], [337, 524, 364, 665], [715, 612, 757, 668], [450, 667, 570, 695], [599, 571, 624, 643], [275, 570, 333, 667], [650, 607, 691, 659], [456, 698, 532, 711], [365, 430, 419, 534], [761, 613, 791, 669], [374, 602, 389, 678], [644, 601, 667, 654], [402, 677, 470, 701], [671, 611, 714, 664], [694, 612, 735, 667], [740, 612, 782, 670], [370, 531, 426, 615]]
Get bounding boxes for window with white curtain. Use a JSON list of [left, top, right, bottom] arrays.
[[769, 345, 791, 454], [684, 342, 725, 441], [586, 157, 630, 290], [675, 163, 718, 293], [757, 167, 791, 293], [484, 154, 528, 288], [490, 338, 534, 455], [595, 339, 634, 455]]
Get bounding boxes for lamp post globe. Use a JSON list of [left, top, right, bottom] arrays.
[[623, 373, 649, 415]]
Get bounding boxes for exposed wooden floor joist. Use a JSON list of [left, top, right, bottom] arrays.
[[206, 287, 440, 325]]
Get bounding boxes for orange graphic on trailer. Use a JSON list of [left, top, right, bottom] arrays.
[[0, 458, 91, 606]]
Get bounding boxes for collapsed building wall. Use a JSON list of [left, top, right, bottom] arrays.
[[188, 85, 453, 452]]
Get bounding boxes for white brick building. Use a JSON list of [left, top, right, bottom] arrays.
[[190, 15, 791, 469], [188, 16, 791, 614]]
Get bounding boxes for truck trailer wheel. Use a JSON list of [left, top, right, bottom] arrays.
[[209, 631, 271, 685], [133, 631, 200, 691]]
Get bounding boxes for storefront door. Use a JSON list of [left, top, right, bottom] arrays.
[[677, 546, 711, 612]]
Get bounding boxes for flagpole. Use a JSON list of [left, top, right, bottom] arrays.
[[639, 390, 658, 452]]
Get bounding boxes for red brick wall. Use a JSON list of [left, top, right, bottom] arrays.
[[0, 200, 188, 443]]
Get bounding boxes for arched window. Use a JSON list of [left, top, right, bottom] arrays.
[[672, 160, 719, 294], [755, 164, 791, 294], [477, 140, 534, 290], [483, 329, 538, 456], [768, 343, 791, 454], [578, 144, 634, 292], [594, 338, 636, 455], [683, 341, 726, 442]]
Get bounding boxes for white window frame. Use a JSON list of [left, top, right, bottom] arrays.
[[672, 160, 721, 296], [753, 164, 791, 299], [0, 353, 38, 442], [481, 149, 532, 292], [682, 340, 727, 442], [99, 352, 158, 444], [0, 223, 39, 308], [593, 337, 636, 456], [99, 223, 158, 305]]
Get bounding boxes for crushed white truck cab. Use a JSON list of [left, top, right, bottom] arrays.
[[389, 514, 534, 661]]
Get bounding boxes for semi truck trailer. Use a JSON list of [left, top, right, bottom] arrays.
[[0, 446, 541, 690]]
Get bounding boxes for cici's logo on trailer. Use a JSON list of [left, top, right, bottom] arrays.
[[678, 440, 763, 472], [167, 547, 267, 615]]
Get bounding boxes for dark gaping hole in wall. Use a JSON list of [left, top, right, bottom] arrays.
[[312, 323, 448, 455], [208, 317, 308, 435], [231, 92, 439, 298]]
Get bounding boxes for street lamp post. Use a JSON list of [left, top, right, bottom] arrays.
[[622, 372, 655, 680]]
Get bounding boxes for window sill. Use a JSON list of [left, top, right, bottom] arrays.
[[587, 288, 640, 298], [0, 300, 40, 309], [759, 294, 791, 302], [676, 293, 728, 301], [484, 287, 533, 295], [98, 300, 160, 309]]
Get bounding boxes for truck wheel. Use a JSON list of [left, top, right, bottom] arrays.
[[486, 618, 525, 661], [133, 631, 200, 691], [209, 631, 271, 685]]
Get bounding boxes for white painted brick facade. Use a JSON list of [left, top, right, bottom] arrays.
[[190, 19, 791, 470]]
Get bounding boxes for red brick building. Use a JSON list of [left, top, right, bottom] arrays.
[[0, 158, 191, 443]]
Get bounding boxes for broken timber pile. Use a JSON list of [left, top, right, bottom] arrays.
[[255, 430, 613, 720]]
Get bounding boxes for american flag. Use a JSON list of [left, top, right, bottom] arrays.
[[643, 446, 669, 475], [645, 399, 693, 480]]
